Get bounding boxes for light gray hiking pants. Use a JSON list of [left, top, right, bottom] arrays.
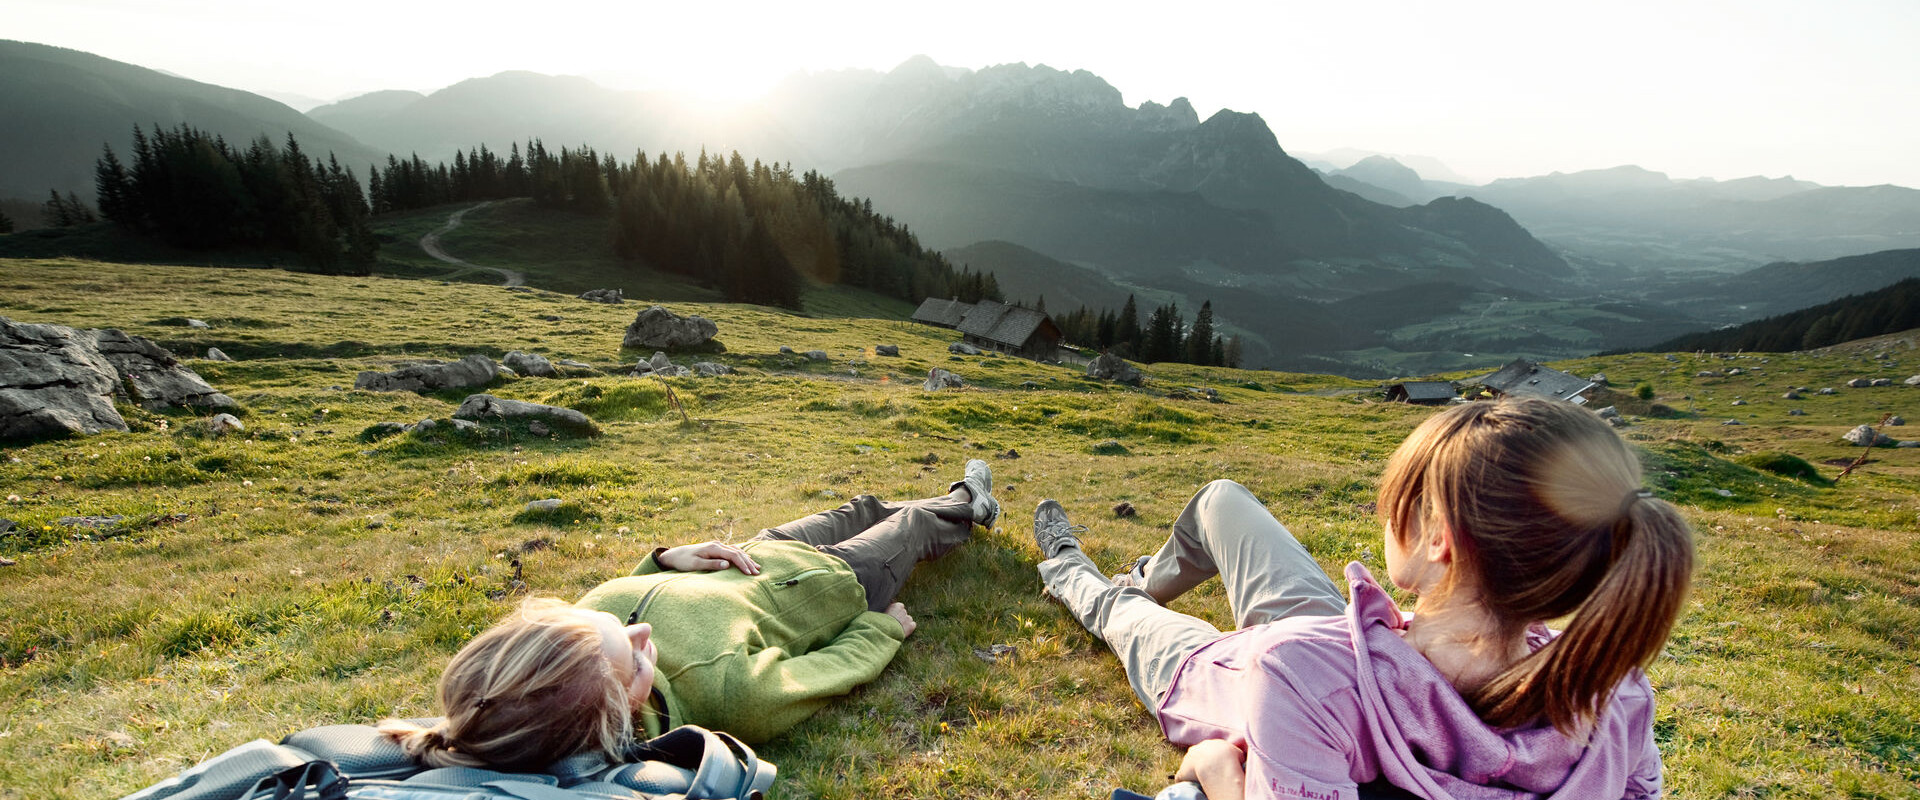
[[1037, 479, 1346, 710]]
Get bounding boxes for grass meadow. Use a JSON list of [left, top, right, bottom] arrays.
[[0, 253, 1917, 799]]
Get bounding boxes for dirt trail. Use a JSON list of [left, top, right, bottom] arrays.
[[419, 201, 526, 287]]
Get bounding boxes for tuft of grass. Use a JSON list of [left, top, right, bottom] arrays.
[[1738, 451, 1835, 487]]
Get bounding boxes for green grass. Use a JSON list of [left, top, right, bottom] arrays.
[[2, 259, 1919, 798]]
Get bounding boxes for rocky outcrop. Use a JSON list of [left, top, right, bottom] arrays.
[[502, 351, 558, 378], [623, 306, 720, 350], [1086, 353, 1144, 386], [454, 394, 600, 436], [355, 355, 498, 393], [2, 317, 235, 441]]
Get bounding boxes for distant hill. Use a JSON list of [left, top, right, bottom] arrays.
[[943, 240, 1136, 313], [1666, 248, 1920, 320], [0, 40, 383, 202], [1451, 166, 1920, 273], [1644, 276, 1920, 353]]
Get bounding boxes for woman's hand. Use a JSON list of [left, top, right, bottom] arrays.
[[1174, 739, 1247, 800], [884, 602, 917, 637], [657, 541, 761, 574]]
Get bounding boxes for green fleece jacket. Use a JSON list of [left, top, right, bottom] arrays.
[[575, 539, 906, 743]]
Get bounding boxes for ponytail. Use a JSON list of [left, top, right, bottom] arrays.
[[1379, 398, 1695, 734], [378, 719, 483, 768]]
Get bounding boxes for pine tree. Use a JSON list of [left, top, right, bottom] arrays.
[[0, 208, 12, 234], [95, 144, 134, 226], [1118, 294, 1141, 355], [1187, 300, 1216, 365]]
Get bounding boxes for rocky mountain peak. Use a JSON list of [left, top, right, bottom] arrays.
[[1135, 96, 1200, 132], [964, 62, 1125, 117]]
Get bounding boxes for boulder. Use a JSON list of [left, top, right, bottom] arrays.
[[88, 328, 237, 411], [803, 350, 829, 362], [1782, 390, 1800, 400], [874, 345, 900, 357], [1594, 406, 1620, 419], [186, 318, 209, 329], [691, 362, 733, 377], [1788, 409, 1806, 416], [1843, 424, 1893, 447], [526, 498, 563, 512], [779, 346, 795, 355], [1721, 419, 1742, 425], [923, 368, 964, 391], [1731, 399, 1747, 406], [1725, 368, 1742, 376], [623, 306, 719, 350], [503, 351, 558, 378], [579, 288, 624, 304], [632, 351, 691, 378], [948, 342, 981, 355], [205, 347, 234, 362], [1890, 416, 1906, 426], [1, 318, 128, 439], [454, 394, 600, 436], [1086, 353, 1144, 386], [1906, 375, 1920, 386], [1847, 378, 1871, 388], [355, 354, 498, 393], [1818, 387, 1838, 395], [1871, 378, 1893, 387], [1694, 371, 1718, 378], [1900, 441, 1920, 448]]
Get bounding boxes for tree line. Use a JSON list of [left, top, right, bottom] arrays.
[[1645, 277, 1920, 353], [88, 125, 376, 273], [1048, 295, 1243, 367], [369, 141, 1000, 310]]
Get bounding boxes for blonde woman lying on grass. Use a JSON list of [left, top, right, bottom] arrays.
[[381, 460, 1000, 770]]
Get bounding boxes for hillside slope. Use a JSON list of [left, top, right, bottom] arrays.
[[0, 40, 383, 202]]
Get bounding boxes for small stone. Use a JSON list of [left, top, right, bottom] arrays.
[[1595, 406, 1620, 419], [1713, 488, 1734, 498], [1788, 409, 1806, 416], [1904, 375, 1920, 386], [973, 643, 1018, 663], [57, 515, 126, 529], [1721, 419, 1742, 425], [1871, 378, 1893, 387], [1731, 399, 1746, 406], [1889, 416, 1906, 426], [999, 448, 1020, 459], [526, 498, 563, 512], [874, 345, 900, 357], [410, 418, 437, 433], [1590, 373, 1608, 384], [0, 518, 13, 533], [366, 514, 388, 529], [1695, 371, 1718, 378], [528, 420, 551, 437], [803, 350, 829, 362], [1112, 501, 1137, 518], [208, 412, 245, 435], [1726, 368, 1742, 376], [948, 342, 982, 356], [1818, 387, 1838, 395], [1847, 378, 1871, 388], [1091, 439, 1130, 455], [1898, 441, 1920, 448], [779, 346, 796, 355], [923, 368, 964, 391], [1782, 390, 1800, 400], [916, 452, 940, 465], [205, 347, 234, 361], [0, 556, 15, 567], [1844, 425, 1894, 447], [186, 319, 209, 329]]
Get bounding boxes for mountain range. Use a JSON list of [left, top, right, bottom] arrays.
[[4, 43, 1913, 373]]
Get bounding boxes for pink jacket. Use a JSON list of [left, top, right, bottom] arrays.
[[1156, 563, 1663, 800]]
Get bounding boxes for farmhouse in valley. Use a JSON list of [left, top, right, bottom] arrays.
[[912, 298, 1064, 361], [1465, 358, 1597, 404], [1385, 381, 1459, 405]]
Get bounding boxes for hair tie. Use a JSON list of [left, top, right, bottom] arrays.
[[473, 697, 492, 710], [1619, 489, 1653, 518]]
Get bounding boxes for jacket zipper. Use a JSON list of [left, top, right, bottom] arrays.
[[774, 568, 830, 587], [627, 575, 690, 623]]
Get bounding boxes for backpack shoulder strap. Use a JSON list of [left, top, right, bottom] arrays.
[[615, 726, 774, 800], [282, 724, 421, 781], [119, 740, 317, 800]]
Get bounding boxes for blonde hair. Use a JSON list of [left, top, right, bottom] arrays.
[[378, 598, 631, 770], [1377, 398, 1694, 734]]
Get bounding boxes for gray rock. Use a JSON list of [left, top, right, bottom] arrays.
[[1847, 378, 1871, 388], [355, 354, 498, 393], [57, 515, 125, 529], [448, 419, 482, 433], [691, 362, 733, 377], [1, 317, 127, 439], [1871, 378, 1893, 387], [88, 328, 236, 410], [528, 420, 551, 437], [1721, 419, 1742, 425], [454, 393, 599, 436], [1818, 387, 1838, 395], [1589, 373, 1608, 384], [779, 346, 795, 356], [186, 318, 208, 329], [803, 350, 829, 362], [503, 351, 558, 378], [1020, 380, 1041, 390], [205, 347, 233, 362], [579, 288, 624, 304], [1665, 354, 1678, 362], [0, 518, 12, 534], [208, 413, 245, 435], [1899, 441, 1920, 448], [948, 342, 981, 355], [1726, 368, 1742, 376], [623, 306, 719, 351], [1890, 416, 1906, 426], [1594, 406, 1620, 419], [1694, 371, 1718, 378], [1788, 409, 1806, 416], [410, 418, 438, 433], [496, 366, 518, 379], [923, 368, 965, 391], [1731, 399, 1747, 406], [632, 351, 691, 377], [556, 359, 595, 371], [1713, 488, 1734, 498], [1906, 375, 1920, 386], [1843, 424, 1893, 447], [365, 514, 388, 529], [1782, 390, 1800, 400], [526, 498, 563, 512], [874, 345, 900, 357], [1086, 353, 1145, 386]]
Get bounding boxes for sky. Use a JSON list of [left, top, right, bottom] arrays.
[[12, 0, 1920, 187]]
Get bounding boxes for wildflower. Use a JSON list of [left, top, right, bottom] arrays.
[[242, 480, 254, 487]]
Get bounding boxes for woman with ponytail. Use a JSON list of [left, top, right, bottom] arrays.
[[1033, 398, 1693, 799]]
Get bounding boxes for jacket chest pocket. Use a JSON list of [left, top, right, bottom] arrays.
[[759, 567, 856, 613]]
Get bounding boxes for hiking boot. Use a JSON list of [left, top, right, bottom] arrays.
[[948, 458, 999, 527], [1033, 499, 1086, 558]]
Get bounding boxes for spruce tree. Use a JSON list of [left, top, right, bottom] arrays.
[[1187, 300, 1216, 365], [0, 208, 12, 234]]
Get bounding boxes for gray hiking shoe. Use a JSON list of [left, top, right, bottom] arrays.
[[1033, 499, 1087, 558], [953, 459, 999, 527]]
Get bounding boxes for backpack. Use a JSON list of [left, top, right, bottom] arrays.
[[120, 722, 777, 800]]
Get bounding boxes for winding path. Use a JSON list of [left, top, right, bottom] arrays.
[[419, 201, 526, 287]]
